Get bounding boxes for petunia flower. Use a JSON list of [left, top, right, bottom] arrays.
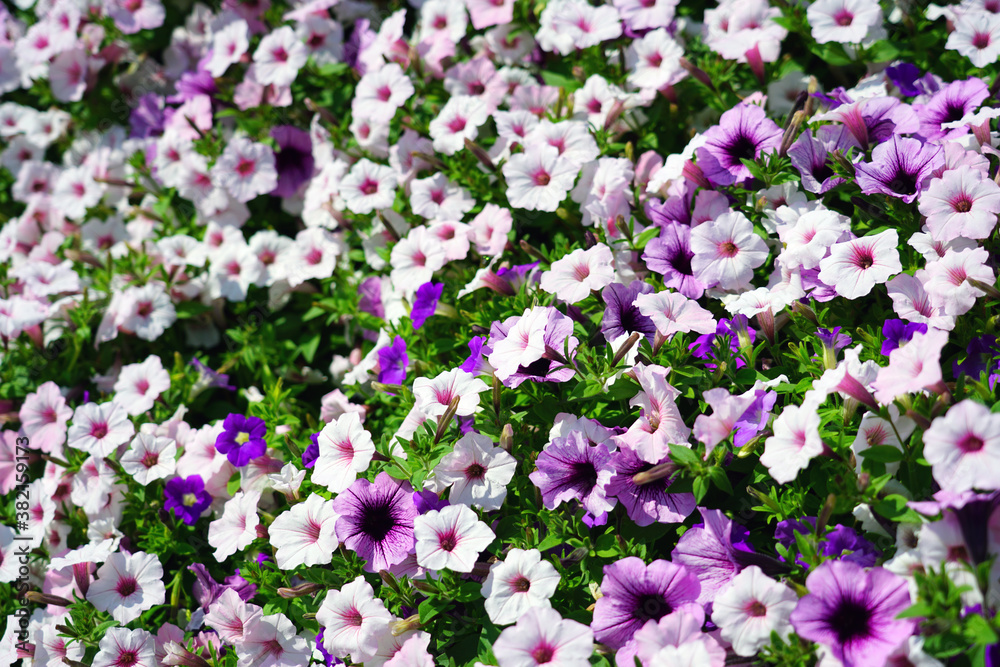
[[413, 504, 496, 573], [807, 0, 883, 44], [695, 103, 783, 187], [432, 432, 517, 511], [712, 566, 797, 656], [208, 490, 261, 563], [528, 430, 617, 517], [872, 328, 949, 404], [759, 404, 824, 483], [412, 368, 489, 419], [163, 475, 212, 525], [591, 556, 700, 650], [625, 362, 692, 463], [790, 561, 914, 667], [269, 492, 340, 569], [93, 628, 156, 667], [918, 165, 1000, 242], [211, 137, 278, 203], [539, 244, 615, 304], [215, 414, 268, 467], [66, 401, 135, 458], [236, 612, 313, 667], [690, 210, 769, 291], [410, 282, 444, 330], [334, 472, 418, 572], [112, 355, 170, 416], [87, 551, 166, 625], [316, 575, 393, 664], [923, 399, 1000, 494], [119, 434, 175, 485], [312, 411, 376, 494], [482, 548, 561, 626], [18, 381, 73, 455], [600, 280, 655, 343], [671, 507, 758, 604], [606, 442, 696, 526], [492, 607, 593, 667], [817, 230, 902, 300], [205, 588, 263, 644], [635, 290, 716, 339], [854, 135, 941, 203], [502, 145, 579, 212]]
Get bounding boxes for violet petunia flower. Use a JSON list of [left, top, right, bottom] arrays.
[[190, 358, 236, 392], [953, 335, 1000, 388], [696, 103, 783, 187], [821, 525, 879, 567], [788, 126, 856, 194], [377, 336, 409, 386], [606, 444, 696, 526], [885, 62, 924, 97], [790, 561, 914, 667], [914, 78, 989, 141], [164, 475, 212, 525], [591, 557, 701, 650], [358, 276, 385, 319], [529, 431, 617, 517], [645, 188, 694, 228], [302, 433, 320, 469], [129, 93, 166, 138], [410, 282, 443, 330], [642, 222, 705, 299], [495, 261, 540, 291], [489, 307, 579, 388], [271, 125, 315, 197], [215, 414, 268, 467], [671, 507, 758, 604], [189, 563, 257, 612], [458, 336, 492, 376], [689, 316, 756, 370], [601, 280, 656, 343], [854, 135, 942, 203], [733, 389, 777, 448], [333, 472, 418, 572], [881, 319, 927, 356]]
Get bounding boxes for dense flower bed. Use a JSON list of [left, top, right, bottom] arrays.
[[2, 0, 1000, 665]]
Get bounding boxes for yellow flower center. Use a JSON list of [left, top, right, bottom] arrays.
[[236, 432, 250, 445], [182, 492, 199, 507]]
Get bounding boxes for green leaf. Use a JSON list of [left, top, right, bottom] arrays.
[[418, 596, 450, 624], [965, 613, 999, 645], [668, 443, 700, 469], [539, 70, 581, 92], [593, 533, 617, 557], [707, 466, 733, 495], [634, 226, 660, 250], [227, 472, 242, 496], [693, 476, 709, 503], [859, 445, 904, 463]]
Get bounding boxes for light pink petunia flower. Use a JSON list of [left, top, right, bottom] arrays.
[[208, 490, 261, 562], [817, 230, 901, 300], [412, 368, 489, 418], [66, 401, 135, 458], [923, 400, 1000, 493], [316, 576, 393, 664], [539, 244, 615, 304], [312, 411, 375, 494], [918, 166, 1000, 242], [690, 210, 769, 291], [19, 381, 72, 454], [635, 290, 717, 338], [93, 627, 156, 667], [87, 551, 166, 625], [482, 548, 561, 626], [492, 606, 594, 667], [759, 404, 824, 484], [872, 328, 949, 405], [432, 432, 517, 511]]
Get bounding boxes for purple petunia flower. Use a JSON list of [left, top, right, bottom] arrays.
[[689, 316, 756, 370], [333, 472, 418, 572], [529, 431, 617, 517], [215, 414, 268, 467], [190, 358, 236, 392], [591, 557, 701, 650], [164, 475, 212, 525], [641, 222, 705, 299], [606, 445, 695, 526], [489, 307, 579, 388], [645, 188, 694, 228], [412, 489, 449, 514], [271, 125, 315, 197], [821, 525, 879, 567], [914, 78, 989, 141], [733, 389, 777, 448], [358, 277, 385, 319], [854, 135, 941, 203], [129, 93, 166, 138], [817, 327, 852, 353], [458, 336, 491, 376], [377, 336, 408, 386], [881, 319, 927, 356], [189, 563, 257, 612], [671, 507, 757, 604], [601, 280, 656, 343], [696, 103, 783, 187], [788, 126, 856, 194], [790, 561, 914, 667], [495, 261, 540, 291], [410, 282, 443, 330], [885, 62, 924, 97]]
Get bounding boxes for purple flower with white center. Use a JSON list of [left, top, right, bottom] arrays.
[[696, 103, 783, 187], [606, 444, 696, 526], [671, 507, 757, 604], [271, 125, 315, 197], [881, 319, 927, 356], [528, 431, 617, 517], [854, 135, 942, 203], [410, 282, 443, 330], [914, 78, 989, 141], [642, 222, 704, 299], [377, 336, 409, 386], [163, 475, 211, 525], [601, 280, 655, 343], [787, 126, 855, 194], [591, 557, 701, 650], [790, 561, 914, 667], [333, 472, 418, 572], [215, 414, 267, 467]]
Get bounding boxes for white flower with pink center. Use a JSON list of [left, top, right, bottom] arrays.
[[207, 490, 262, 563], [87, 551, 165, 625], [317, 576, 393, 663], [539, 244, 615, 304], [93, 627, 156, 667], [313, 411, 375, 494], [492, 606, 594, 667], [120, 433, 177, 486], [946, 11, 1000, 67], [919, 165, 1000, 242], [253, 26, 309, 87], [807, 0, 883, 44], [205, 588, 263, 644], [19, 381, 72, 455], [923, 399, 1000, 493], [817, 229, 902, 300], [759, 404, 824, 483], [341, 158, 398, 214], [482, 548, 561, 625], [429, 95, 490, 156], [212, 137, 278, 203], [635, 290, 717, 338], [433, 432, 517, 510], [690, 210, 769, 291], [711, 566, 798, 657], [112, 355, 170, 416], [502, 145, 579, 212], [236, 612, 313, 667], [488, 307, 550, 383], [414, 504, 496, 572], [413, 368, 489, 418], [269, 492, 339, 569], [67, 401, 135, 458], [207, 19, 249, 77]]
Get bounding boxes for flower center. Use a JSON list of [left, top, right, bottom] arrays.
[[746, 600, 768, 617], [511, 575, 531, 593], [236, 157, 256, 176], [360, 499, 396, 542], [117, 649, 139, 667], [953, 195, 973, 213], [531, 644, 555, 664], [115, 576, 138, 597], [91, 423, 109, 439], [634, 593, 671, 622], [828, 597, 872, 644], [438, 530, 458, 552], [973, 32, 992, 49], [236, 432, 250, 445], [834, 9, 854, 26], [958, 434, 985, 453], [718, 241, 739, 258], [182, 492, 199, 507], [359, 178, 379, 195], [465, 463, 486, 480], [141, 451, 160, 467]]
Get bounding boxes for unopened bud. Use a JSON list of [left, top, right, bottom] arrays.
[[500, 424, 514, 453], [611, 332, 641, 367], [433, 396, 462, 444], [161, 643, 212, 667], [411, 579, 437, 594], [277, 582, 322, 599], [256, 524, 269, 540], [631, 461, 678, 486], [379, 570, 401, 594], [24, 592, 73, 606], [464, 138, 496, 172], [817, 493, 837, 532], [392, 614, 423, 636], [518, 239, 548, 264], [602, 99, 625, 132], [679, 57, 715, 91]]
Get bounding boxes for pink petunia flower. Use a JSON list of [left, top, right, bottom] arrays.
[[482, 548, 561, 626], [817, 230, 902, 300], [412, 368, 489, 419], [635, 290, 717, 338], [759, 404, 824, 483], [539, 244, 615, 304], [872, 328, 949, 405], [253, 26, 309, 87], [316, 575, 393, 664], [918, 165, 1000, 242], [312, 411, 375, 494], [413, 503, 496, 572], [66, 401, 135, 458], [502, 145, 579, 212], [432, 432, 517, 510], [87, 551, 166, 625], [18, 381, 72, 454], [112, 355, 170, 416], [212, 137, 278, 203], [922, 400, 1000, 493], [93, 627, 156, 667], [690, 210, 769, 291], [492, 607, 594, 667], [207, 490, 261, 562], [120, 433, 177, 486], [269, 492, 340, 569]]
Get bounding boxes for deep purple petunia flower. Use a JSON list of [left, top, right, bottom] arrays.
[[817, 327, 852, 353], [606, 445, 695, 527], [215, 414, 268, 467], [333, 472, 418, 572], [410, 282, 443, 330], [528, 431, 617, 517], [696, 103, 783, 186], [601, 280, 655, 343], [591, 557, 701, 650], [271, 126, 315, 197], [821, 525, 879, 567], [914, 78, 989, 141], [377, 336, 408, 386], [641, 222, 705, 299], [788, 126, 856, 194], [854, 135, 942, 203], [645, 187, 694, 228], [885, 62, 924, 97], [790, 561, 914, 667], [689, 317, 756, 370], [881, 319, 927, 356], [459, 336, 491, 375], [164, 475, 212, 525], [412, 489, 449, 514]]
